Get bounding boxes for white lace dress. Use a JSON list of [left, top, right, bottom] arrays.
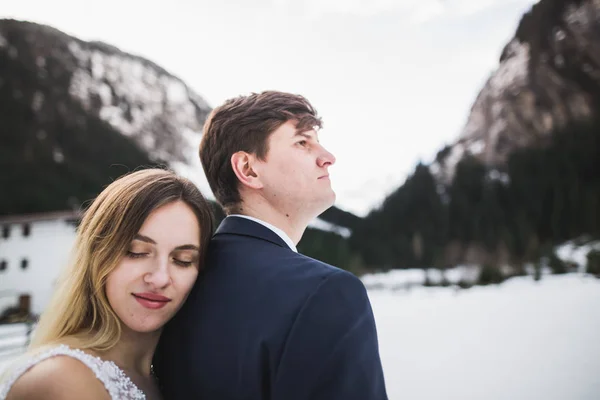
[[0, 344, 146, 399]]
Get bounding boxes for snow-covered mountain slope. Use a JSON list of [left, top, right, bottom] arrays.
[[0, 18, 211, 167], [434, 0, 600, 182]]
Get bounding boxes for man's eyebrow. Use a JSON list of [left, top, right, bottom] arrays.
[[293, 131, 319, 142], [133, 234, 156, 244]]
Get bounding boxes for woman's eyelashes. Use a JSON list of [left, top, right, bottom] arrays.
[[126, 247, 198, 268], [172, 251, 198, 268], [173, 258, 194, 267], [127, 250, 148, 258]]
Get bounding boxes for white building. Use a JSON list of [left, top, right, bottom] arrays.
[[0, 211, 79, 316]]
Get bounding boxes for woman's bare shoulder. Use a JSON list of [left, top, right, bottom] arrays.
[[6, 355, 110, 400]]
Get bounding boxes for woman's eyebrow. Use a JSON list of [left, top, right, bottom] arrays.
[[134, 235, 199, 252], [133, 234, 156, 244], [174, 244, 200, 251]]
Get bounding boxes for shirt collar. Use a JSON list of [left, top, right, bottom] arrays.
[[228, 214, 297, 252]]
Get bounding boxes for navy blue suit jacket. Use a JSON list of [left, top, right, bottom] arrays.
[[154, 216, 388, 399]]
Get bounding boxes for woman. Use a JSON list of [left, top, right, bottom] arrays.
[[0, 169, 214, 399]]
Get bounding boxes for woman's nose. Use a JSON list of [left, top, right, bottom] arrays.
[[144, 259, 171, 288]]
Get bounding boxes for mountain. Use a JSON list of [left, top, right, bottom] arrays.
[[9, 6, 596, 280], [433, 0, 599, 183], [0, 18, 361, 271], [0, 18, 211, 215], [349, 0, 600, 274]]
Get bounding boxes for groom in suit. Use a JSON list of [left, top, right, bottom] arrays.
[[155, 91, 388, 399]]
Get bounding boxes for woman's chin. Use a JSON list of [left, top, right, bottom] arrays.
[[123, 319, 167, 334]]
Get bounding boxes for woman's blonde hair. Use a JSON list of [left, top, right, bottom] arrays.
[[28, 168, 214, 352]]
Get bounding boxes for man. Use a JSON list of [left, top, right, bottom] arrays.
[[155, 91, 388, 399]]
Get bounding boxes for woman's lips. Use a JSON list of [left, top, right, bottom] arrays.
[[132, 293, 171, 310]]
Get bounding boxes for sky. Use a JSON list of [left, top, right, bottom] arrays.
[[2, 0, 538, 216]]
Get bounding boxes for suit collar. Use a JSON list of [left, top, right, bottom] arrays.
[[215, 216, 291, 250]]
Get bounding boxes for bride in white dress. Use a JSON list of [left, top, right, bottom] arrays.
[[0, 169, 214, 399]]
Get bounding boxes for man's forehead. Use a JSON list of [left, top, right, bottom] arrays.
[[271, 120, 319, 142]]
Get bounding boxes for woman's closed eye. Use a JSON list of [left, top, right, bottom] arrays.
[[172, 250, 199, 267], [173, 258, 195, 267], [127, 251, 148, 258]]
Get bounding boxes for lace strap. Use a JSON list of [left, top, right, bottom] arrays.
[[0, 344, 145, 400]]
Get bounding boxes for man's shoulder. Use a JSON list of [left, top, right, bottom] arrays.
[[205, 235, 352, 287], [264, 246, 347, 279], [277, 253, 366, 299], [208, 233, 331, 267], [293, 252, 346, 276]]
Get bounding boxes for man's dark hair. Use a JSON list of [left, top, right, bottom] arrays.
[[199, 91, 322, 213]]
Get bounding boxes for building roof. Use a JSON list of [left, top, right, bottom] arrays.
[[0, 210, 82, 225]]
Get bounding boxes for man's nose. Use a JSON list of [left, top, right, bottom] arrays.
[[317, 145, 336, 167]]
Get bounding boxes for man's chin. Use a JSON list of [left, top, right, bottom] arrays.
[[315, 192, 336, 214]]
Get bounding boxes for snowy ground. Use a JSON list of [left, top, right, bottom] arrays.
[[373, 273, 600, 399], [1, 273, 599, 399]]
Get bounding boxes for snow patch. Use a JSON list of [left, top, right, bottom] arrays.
[[556, 239, 600, 272], [466, 138, 485, 155], [361, 265, 480, 290], [308, 218, 351, 238], [487, 168, 510, 184], [67, 41, 210, 165], [52, 147, 64, 164], [31, 92, 44, 112]]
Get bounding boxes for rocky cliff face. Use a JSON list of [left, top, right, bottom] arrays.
[[434, 0, 600, 182], [0, 19, 211, 167], [0, 18, 361, 275], [0, 19, 213, 215]]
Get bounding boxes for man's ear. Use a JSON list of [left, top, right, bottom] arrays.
[[231, 151, 263, 190]]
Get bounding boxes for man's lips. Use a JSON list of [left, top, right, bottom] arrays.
[[132, 293, 171, 302], [318, 175, 330, 180]]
